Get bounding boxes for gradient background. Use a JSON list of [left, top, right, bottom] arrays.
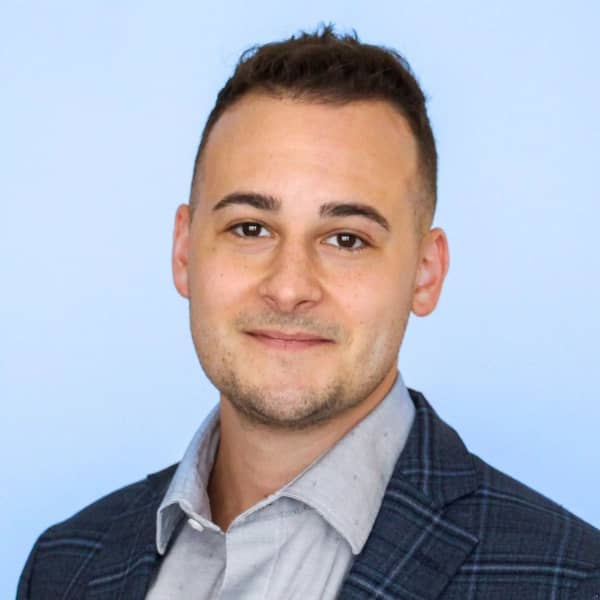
[[3, 1, 599, 595]]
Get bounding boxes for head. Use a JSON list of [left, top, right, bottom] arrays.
[[172, 26, 448, 431]]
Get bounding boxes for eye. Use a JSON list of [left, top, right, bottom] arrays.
[[230, 222, 271, 238], [325, 232, 368, 251]]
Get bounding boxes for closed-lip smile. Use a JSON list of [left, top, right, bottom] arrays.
[[245, 329, 334, 349]]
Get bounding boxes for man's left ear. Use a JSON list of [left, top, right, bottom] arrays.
[[411, 227, 449, 317]]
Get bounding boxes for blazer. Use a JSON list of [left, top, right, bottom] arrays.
[[17, 390, 600, 599]]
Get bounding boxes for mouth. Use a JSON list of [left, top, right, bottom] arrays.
[[244, 329, 334, 351]]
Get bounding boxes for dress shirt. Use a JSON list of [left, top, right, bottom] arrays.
[[146, 373, 415, 599]]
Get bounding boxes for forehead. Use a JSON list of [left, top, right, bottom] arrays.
[[195, 94, 420, 212]]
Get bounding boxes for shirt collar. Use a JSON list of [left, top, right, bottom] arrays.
[[155, 405, 220, 554], [279, 373, 415, 554], [155, 373, 415, 556]]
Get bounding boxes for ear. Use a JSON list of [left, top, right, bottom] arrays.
[[411, 227, 449, 317], [172, 204, 191, 299]]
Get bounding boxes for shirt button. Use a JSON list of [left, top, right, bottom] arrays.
[[187, 518, 204, 532]]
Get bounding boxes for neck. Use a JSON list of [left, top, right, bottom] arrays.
[[207, 368, 397, 531]]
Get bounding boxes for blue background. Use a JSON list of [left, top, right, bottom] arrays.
[[3, 2, 599, 595]]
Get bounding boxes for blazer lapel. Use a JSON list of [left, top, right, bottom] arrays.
[[82, 464, 176, 600], [339, 390, 481, 600]]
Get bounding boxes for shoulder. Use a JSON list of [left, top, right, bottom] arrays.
[[42, 463, 176, 536], [460, 453, 600, 593], [472, 454, 600, 555], [410, 389, 600, 567], [403, 390, 600, 596], [17, 464, 177, 599]]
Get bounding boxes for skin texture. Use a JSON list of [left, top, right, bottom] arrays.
[[172, 93, 449, 530]]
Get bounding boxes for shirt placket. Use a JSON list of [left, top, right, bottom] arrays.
[[218, 504, 282, 600]]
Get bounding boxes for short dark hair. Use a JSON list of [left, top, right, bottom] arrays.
[[190, 25, 437, 224]]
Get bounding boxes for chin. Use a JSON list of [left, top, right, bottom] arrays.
[[221, 374, 349, 431]]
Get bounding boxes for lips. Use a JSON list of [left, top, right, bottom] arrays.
[[245, 329, 333, 349]]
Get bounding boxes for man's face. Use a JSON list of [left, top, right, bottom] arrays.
[[173, 94, 447, 430]]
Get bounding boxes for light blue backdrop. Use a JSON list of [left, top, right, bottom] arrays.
[[3, 1, 599, 595]]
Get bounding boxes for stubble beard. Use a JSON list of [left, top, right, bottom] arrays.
[[192, 310, 404, 432], [208, 362, 393, 431], [195, 340, 397, 432], [218, 370, 347, 430]]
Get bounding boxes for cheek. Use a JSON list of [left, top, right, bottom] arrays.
[[188, 256, 250, 359], [344, 271, 413, 346], [341, 265, 413, 320], [189, 250, 253, 311]]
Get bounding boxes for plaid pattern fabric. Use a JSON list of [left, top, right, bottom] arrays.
[[18, 390, 600, 599]]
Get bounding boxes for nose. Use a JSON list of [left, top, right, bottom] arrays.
[[258, 239, 323, 313]]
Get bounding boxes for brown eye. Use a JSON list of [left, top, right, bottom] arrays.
[[326, 232, 368, 251], [231, 222, 270, 237], [338, 234, 358, 248]]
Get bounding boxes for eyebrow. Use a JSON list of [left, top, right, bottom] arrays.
[[319, 202, 390, 231], [212, 192, 281, 212], [212, 192, 390, 231]]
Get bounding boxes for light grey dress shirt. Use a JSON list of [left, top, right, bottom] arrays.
[[146, 374, 415, 599]]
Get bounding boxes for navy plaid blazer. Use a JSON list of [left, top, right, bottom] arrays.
[[18, 390, 600, 599]]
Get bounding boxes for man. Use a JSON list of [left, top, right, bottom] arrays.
[[18, 26, 600, 599]]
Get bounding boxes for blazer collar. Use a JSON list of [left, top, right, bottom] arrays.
[[338, 389, 481, 600]]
